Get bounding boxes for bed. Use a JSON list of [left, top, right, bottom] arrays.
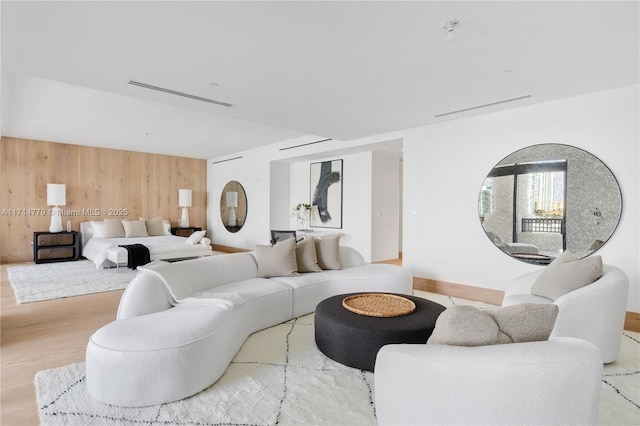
[[80, 219, 213, 268]]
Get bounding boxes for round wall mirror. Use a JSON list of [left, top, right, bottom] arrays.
[[220, 181, 247, 233], [478, 144, 622, 265]]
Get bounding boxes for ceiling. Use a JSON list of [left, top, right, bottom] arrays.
[[2, 1, 638, 160]]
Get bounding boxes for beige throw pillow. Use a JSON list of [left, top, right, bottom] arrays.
[[314, 234, 342, 270], [255, 237, 298, 278], [427, 303, 558, 346], [122, 220, 149, 238], [144, 216, 166, 236], [296, 238, 322, 272], [104, 218, 125, 238], [531, 251, 603, 300]]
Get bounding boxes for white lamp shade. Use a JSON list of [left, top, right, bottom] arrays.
[[47, 184, 66, 206], [226, 191, 238, 208], [178, 189, 192, 207]]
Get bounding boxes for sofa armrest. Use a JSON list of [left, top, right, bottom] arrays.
[[339, 246, 366, 268], [375, 338, 602, 426], [117, 273, 173, 319]]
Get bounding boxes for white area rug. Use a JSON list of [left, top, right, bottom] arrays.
[[35, 314, 377, 425], [7, 260, 136, 303], [34, 305, 640, 425]]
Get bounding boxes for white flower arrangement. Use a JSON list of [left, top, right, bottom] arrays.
[[291, 202, 311, 220]]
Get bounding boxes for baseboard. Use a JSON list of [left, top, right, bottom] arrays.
[[414, 276, 639, 332], [413, 277, 504, 306], [625, 312, 640, 333], [211, 244, 250, 253]]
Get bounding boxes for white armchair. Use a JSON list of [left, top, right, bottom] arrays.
[[375, 337, 602, 425], [502, 264, 629, 363]]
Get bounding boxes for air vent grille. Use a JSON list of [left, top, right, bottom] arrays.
[[128, 80, 233, 108]]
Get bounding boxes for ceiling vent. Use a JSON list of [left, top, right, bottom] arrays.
[[128, 80, 234, 108], [435, 95, 532, 118], [279, 138, 332, 151]]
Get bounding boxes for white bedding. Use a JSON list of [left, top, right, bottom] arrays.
[[83, 235, 211, 268]]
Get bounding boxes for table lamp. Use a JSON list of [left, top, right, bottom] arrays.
[[226, 191, 238, 227], [179, 189, 192, 228], [47, 183, 66, 233]]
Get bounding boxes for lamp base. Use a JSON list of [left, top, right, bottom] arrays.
[[49, 207, 63, 233], [228, 207, 236, 227], [180, 207, 190, 228]]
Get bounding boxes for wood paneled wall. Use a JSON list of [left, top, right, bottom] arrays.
[[0, 137, 207, 263]]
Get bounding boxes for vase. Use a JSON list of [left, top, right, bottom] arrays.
[[297, 210, 310, 230]]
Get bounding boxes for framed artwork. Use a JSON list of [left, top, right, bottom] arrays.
[[310, 159, 343, 228]]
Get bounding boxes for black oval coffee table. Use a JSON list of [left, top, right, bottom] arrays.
[[314, 293, 446, 371]]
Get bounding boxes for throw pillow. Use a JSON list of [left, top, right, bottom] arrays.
[[122, 220, 149, 238], [531, 251, 603, 300], [296, 237, 322, 272], [427, 303, 559, 346], [144, 216, 166, 236], [185, 230, 206, 245], [255, 237, 298, 278], [314, 234, 342, 270], [162, 220, 172, 236], [90, 221, 107, 238], [104, 218, 125, 238]]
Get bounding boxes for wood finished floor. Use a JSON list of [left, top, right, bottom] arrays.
[[1, 262, 124, 425]]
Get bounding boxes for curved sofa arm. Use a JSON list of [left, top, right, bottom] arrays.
[[375, 338, 602, 426], [117, 273, 173, 319], [339, 246, 366, 268]]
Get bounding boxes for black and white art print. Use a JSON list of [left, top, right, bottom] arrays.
[[310, 159, 343, 228]]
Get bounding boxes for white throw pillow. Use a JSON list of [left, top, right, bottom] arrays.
[[185, 230, 206, 245], [162, 220, 172, 236], [90, 221, 107, 238], [122, 220, 149, 238], [142, 216, 165, 236]]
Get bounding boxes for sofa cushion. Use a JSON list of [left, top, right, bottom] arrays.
[[296, 238, 322, 272], [427, 303, 558, 346], [531, 251, 603, 300], [315, 235, 343, 270], [255, 237, 298, 278]]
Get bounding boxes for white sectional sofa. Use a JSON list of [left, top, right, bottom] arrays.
[[86, 245, 412, 407]]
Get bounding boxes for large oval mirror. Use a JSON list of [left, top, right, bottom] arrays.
[[478, 144, 622, 265], [220, 181, 247, 233]]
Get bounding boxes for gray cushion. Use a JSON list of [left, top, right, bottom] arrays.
[[314, 234, 342, 270], [255, 237, 298, 278], [296, 238, 322, 272], [144, 216, 166, 236], [427, 303, 558, 346], [531, 251, 603, 300], [104, 218, 125, 238], [122, 219, 149, 238]]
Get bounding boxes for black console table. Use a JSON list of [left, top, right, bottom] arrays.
[[33, 231, 80, 264], [171, 226, 201, 237]]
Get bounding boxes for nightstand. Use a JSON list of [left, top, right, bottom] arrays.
[[33, 231, 80, 264], [171, 226, 202, 237]]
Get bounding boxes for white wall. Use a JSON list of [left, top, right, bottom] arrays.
[[402, 85, 639, 312], [208, 85, 639, 312], [371, 152, 400, 261]]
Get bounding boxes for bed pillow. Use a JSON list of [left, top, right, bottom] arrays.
[[255, 237, 298, 278], [427, 303, 558, 346], [104, 218, 125, 238], [162, 220, 172, 236], [314, 234, 342, 270], [185, 230, 206, 245], [296, 237, 322, 272], [531, 251, 603, 300], [90, 221, 107, 238], [144, 216, 166, 236], [122, 220, 149, 238]]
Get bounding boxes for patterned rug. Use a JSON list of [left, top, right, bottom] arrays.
[[35, 314, 377, 425], [34, 306, 640, 425], [7, 260, 135, 303]]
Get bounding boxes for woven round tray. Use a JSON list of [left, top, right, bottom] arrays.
[[342, 293, 416, 318]]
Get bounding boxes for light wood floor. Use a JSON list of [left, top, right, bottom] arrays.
[[1, 262, 124, 425]]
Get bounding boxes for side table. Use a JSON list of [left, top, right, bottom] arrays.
[[171, 226, 201, 237], [33, 231, 80, 264]]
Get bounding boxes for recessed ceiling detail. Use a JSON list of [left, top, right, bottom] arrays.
[[128, 80, 234, 108], [434, 95, 533, 118]]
